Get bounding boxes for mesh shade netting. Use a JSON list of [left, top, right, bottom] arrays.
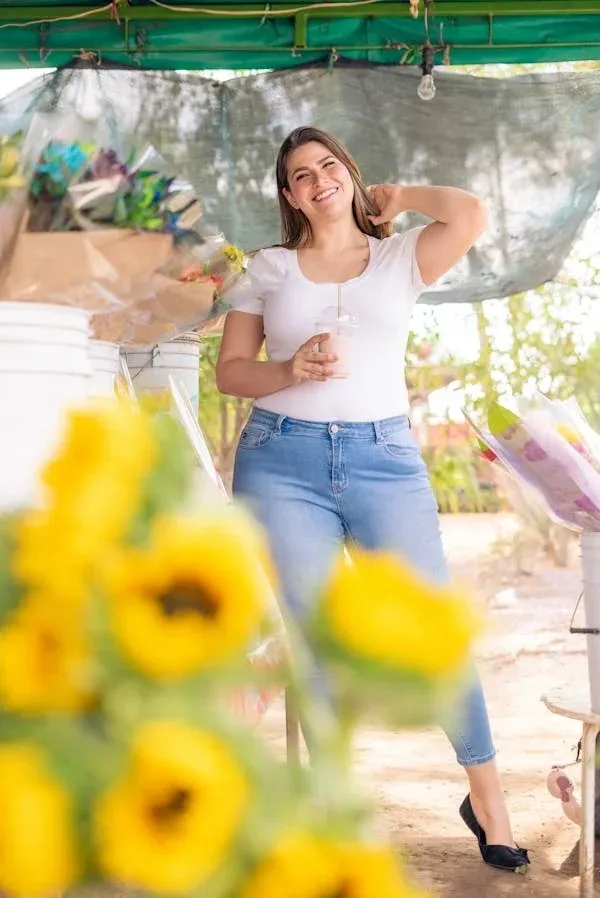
[[2, 62, 600, 304]]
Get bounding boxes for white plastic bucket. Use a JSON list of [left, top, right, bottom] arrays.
[[581, 531, 600, 712], [124, 333, 201, 413], [0, 302, 91, 511], [89, 340, 120, 398]]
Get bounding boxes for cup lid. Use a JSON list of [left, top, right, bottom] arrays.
[[316, 305, 357, 326]]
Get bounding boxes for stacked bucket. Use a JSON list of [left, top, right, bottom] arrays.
[[0, 302, 201, 512]]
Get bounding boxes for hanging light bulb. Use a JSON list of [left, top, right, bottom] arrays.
[[417, 73, 436, 101], [417, 42, 436, 101]]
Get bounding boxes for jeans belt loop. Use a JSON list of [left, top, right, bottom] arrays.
[[373, 420, 385, 444]]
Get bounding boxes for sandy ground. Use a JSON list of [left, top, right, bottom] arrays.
[[259, 514, 595, 896]]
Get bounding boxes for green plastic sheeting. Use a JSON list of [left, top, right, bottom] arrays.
[[1, 1, 600, 70]]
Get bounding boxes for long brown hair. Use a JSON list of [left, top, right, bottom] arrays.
[[275, 126, 393, 249]]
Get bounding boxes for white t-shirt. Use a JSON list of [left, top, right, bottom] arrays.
[[232, 227, 426, 423]]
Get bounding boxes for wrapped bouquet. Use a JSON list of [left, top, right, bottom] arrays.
[[466, 394, 600, 531], [93, 232, 244, 346], [0, 115, 245, 347]]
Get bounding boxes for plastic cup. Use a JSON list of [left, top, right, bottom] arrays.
[[315, 306, 357, 379]]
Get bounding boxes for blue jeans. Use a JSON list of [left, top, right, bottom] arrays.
[[233, 407, 496, 767]]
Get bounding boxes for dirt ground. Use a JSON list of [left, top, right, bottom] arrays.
[[259, 514, 595, 897]]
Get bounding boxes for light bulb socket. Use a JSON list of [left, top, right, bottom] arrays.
[[421, 43, 434, 76]]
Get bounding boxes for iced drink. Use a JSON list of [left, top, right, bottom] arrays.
[[315, 305, 357, 379]]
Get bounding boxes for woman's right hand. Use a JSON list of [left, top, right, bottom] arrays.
[[287, 333, 338, 385]]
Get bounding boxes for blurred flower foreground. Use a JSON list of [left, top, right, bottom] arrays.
[[0, 398, 480, 898]]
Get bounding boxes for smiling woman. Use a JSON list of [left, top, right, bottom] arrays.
[[216, 125, 528, 875], [274, 126, 390, 252]]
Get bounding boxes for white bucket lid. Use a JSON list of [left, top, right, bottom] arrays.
[[0, 302, 90, 330]]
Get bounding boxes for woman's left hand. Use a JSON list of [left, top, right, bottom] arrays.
[[366, 183, 406, 225]]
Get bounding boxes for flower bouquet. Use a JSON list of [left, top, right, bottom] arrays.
[[0, 395, 484, 897], [0, 114, 245, 346], [92, 232, 245, 346], [465, 394, 600, 531]]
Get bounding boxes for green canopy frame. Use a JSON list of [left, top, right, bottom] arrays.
[[1, 1, 600, 70]]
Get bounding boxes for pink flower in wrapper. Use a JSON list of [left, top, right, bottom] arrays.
[[575, 494, 600, 514], [471, 398, 600, 532], [523, 440, 547, 462], [178, 263, 207, 284], [173, 262, 223, 292]]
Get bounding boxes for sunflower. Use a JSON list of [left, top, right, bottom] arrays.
[[0, 593, 94, 712], [240, 833, 430, 898], [93, 720, 249, 893], [13, 401, 156, 592], [0, 743, 79, 898], [321, 549, 479, 679], [104, 510, 267, 678]]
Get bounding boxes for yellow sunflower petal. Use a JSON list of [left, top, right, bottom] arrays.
[[335, 843, 432, 898], [104, 510, 268, 678], [10, 511, 90, 602], [240, 833, 340, 898], [94, 721, 249, 893], [0, 594, 94, 712], [240, 834, 431, 898], [323, 549, 479, 679], [12, 401, 157, 592], [0, 744, 79, 898]]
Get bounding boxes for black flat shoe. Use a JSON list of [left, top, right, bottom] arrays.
[[459, 795, 530, 874]]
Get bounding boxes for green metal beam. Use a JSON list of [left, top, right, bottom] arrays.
[[3, 42, 600, 68], [3, 0, 600, 22], [3, 41, 598, 52]]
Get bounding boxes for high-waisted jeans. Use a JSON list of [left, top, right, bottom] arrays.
[[233, 407, 496, 766]]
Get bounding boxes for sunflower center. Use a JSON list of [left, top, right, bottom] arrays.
[[328, 879, 352, 898], [37, 629, 59, 673], [149, 788, 192, 825], [157, 580, 219, 620]]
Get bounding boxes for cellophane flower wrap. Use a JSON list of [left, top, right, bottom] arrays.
[[466, 394, 600, 531], [0, 113, 245, 347]]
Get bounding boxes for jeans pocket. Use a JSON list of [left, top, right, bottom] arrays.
[[381, 426, 421, 461], [238, 425, 273, 450]]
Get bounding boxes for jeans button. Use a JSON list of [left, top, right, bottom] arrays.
[[330, 424, 339, 434]]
